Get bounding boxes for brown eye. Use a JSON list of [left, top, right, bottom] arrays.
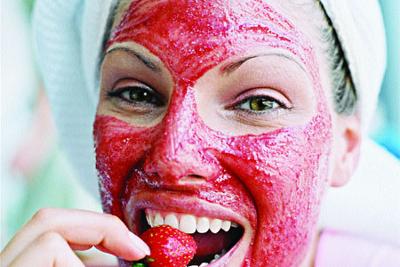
[[237, 96, 281, 112], [127, 87, 152, 102]]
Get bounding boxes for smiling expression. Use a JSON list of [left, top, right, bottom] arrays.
[[94, 0, 333, 266]]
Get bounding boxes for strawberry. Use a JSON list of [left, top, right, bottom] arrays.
[[132, 225, 197, 267]]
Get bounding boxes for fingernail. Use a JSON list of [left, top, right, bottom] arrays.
[[128, 231, 151, 256]]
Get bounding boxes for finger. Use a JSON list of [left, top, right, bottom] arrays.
[[9, 231, 84, 267], [1, 208, 149, 265]]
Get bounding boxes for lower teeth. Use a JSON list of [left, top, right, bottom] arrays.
[[188, 249, 227, 267]]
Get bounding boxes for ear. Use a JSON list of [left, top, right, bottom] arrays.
[[330, 113, 362, 187]]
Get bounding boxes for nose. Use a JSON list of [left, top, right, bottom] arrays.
[[142, 90, 218, 187]]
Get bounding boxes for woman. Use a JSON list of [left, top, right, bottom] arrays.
[[1, 0, 394, 266]]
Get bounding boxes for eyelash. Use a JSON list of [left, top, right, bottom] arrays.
[[107, 86, 164, 107]]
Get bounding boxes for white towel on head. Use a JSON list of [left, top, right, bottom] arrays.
[[33, 0, 387, 197], [33, 0, 115, 198], [320, 0, 387, 130]]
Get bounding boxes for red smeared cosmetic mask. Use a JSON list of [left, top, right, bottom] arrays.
[[94, 1, 332, 266]]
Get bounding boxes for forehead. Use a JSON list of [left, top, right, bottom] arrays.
[[108, 0, 318, 84]]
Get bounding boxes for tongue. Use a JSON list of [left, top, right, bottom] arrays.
[[193, 231, 238, 258]]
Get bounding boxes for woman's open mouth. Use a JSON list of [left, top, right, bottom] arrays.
[[124, 192, 252, 267], [139, 209, 245, 266]]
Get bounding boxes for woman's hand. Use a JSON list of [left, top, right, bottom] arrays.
[[0, 208, 150, 267]]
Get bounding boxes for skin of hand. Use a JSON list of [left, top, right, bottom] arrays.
[[0, 208, 150, 267]]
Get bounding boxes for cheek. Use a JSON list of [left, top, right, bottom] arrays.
[[215, 115, 331, 266], [94, 115, 158, 216]]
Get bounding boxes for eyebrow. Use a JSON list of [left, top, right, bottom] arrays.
[[106, 46, 162, 72], [221, 53, 306, 75]]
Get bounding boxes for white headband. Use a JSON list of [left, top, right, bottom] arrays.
[[320, 0, 386, 127], [33, 0, 386, 197]]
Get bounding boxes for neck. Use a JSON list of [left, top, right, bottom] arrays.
[[300, 230, 320, 267]]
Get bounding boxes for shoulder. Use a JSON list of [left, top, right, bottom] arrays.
[[315, 228, 400, 267]]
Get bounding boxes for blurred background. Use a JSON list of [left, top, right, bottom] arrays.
[[1, 0, 102, 252], [1, 0, 399, 255]]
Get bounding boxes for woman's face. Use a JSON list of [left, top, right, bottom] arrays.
[[95, 1, 335, 266]]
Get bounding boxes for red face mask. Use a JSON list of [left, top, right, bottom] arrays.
[[94, 1, 332, 266]]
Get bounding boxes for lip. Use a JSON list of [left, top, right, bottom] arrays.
[[124, 191, 253, 266]]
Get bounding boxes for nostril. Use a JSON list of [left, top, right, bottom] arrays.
[[188, 174, 204, 179], [178, 174, 207, 185]]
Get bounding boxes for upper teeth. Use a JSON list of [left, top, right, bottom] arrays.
[[145, 209, 238, 234]]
